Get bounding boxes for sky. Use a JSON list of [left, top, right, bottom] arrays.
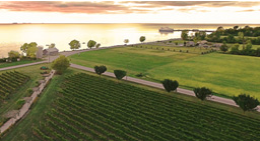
[[0, 0, 260, 24]]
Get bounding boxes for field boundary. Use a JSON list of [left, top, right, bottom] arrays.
[[70, 63, 260, 112], [0, 70, 55, 135]]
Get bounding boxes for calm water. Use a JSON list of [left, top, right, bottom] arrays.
[[1, 23, 260, 57]]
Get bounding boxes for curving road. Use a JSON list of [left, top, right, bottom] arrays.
[[1, 46, 259, 112]]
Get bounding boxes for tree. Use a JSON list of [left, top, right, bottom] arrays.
[[51, 55, 70, 74], [233, 94, 260, 112], [96, 43, 101, 48], [217, 26, 224, 31], [69, 39, 81, 50], [87, 40, 97, 49], [220, 42, 229, 52], [27, 46, 38, 58], [49, 43, 55, 48], [255, 48, 260, 57], [233, 25, 239, 30], [20, 42, 37, 54], [193, 87, 213, 101], [181, 30, 188, 40], [161, 79, 179, 92], [124, 39, 129, 45], [230, 43, 240, 54], [139, 36, 146, 43], [8, 50, 20, 58], [114, 70, 127, 81], [94, 65, 107, 75], [238, 32, 245, 49]]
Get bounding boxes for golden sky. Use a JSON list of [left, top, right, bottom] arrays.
[[0, 1, 260, 23]]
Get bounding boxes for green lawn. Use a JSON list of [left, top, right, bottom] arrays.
[[0, 63, 50, 125], [2, 70, 260, 141], [0, 60, 42, 68], [70, 47, 260, 99]]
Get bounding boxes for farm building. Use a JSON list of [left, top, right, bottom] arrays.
[[43, 48, 59, 56], [186, 41, 195, 47]]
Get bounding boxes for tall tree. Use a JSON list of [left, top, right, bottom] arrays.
[[181, 30, 188, 40], [27, 46, 38, 58], [233, 94, 259, 112], [124, 39, 129, 45], [220, 42, 229, 52], [193, 87, 213, 101], [238, 32, 245, 49], [94, 65, 107, 75], [139, 36, 146, 43], [233, 25, 239, 30], [8, 50, 20, 58], [162, 79, 179, 92], [69, 40, 81, 50], [51, 55, 70, 74], [49, 43, 55, 48], [20, 42, 37, 54], [96, 43, 101, 48], [87, 40, 97, 49], [114, 70, 127, 81]]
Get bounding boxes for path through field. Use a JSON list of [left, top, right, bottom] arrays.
[[1, 46, 259, 112]]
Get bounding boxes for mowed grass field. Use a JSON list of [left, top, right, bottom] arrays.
[[70, 47, 260, 98], [0, 60, 42, 68]]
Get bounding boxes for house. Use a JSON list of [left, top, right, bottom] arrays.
[[186, 41, 195, 47], [198, 40, 208, 45], [212, 43, 223, 47], [43, 48, 59, 56]]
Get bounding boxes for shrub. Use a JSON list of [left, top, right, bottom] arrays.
[[51, 55, 70, 74], [114, 70, 127, 80], [175, 42, 178, 45], [136, 73, 144, 77], [220, 44, 229, 52], [94, 65, 107, 75], [27, 88, 33, 94], [161, 79, 179, 92], [193, 87, 213, 101], [233, 94, 260, 112]]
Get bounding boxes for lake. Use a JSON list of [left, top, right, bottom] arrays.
[[1, 23, 260, 57]]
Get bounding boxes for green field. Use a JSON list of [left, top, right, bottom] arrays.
[[70, 47, 260, 99], [0, 63, 50, 125], [3, 73, 260, 141], [0, 60, 42, 68], [134, 44, 215, 54]]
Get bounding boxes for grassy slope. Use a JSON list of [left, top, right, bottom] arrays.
[[70, 47, 260, 98], [2, 68, 260, 141], [149, 53, 260, 98], [0, 60, 42, 68], [0, 63, 51, 123], [1, 68, 86, 141], [135, 44, 214, 54], [71, 47, 198, 76]]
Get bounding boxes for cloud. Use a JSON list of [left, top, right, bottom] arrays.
[[0, 1, 128, 14], [119, 1, 260, 8], [237, 9, 256, 12], [0, 1, 259, 14]]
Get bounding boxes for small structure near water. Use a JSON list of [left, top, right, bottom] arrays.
[[43, 48, 59, 56]]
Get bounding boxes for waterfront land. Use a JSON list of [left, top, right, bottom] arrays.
[[2, 68, 260, 141], [70, 46, 260, 99]]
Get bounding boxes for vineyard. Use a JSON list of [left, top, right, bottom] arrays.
[[0, 71, 30, 101], [33, 73, 260, 141]]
